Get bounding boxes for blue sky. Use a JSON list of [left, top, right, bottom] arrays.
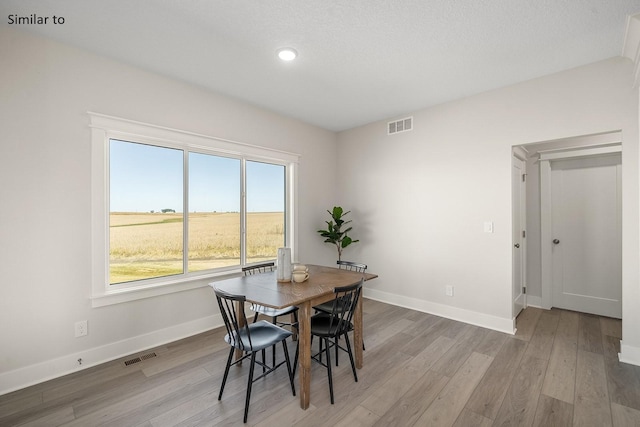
[[109, 140, 284, 213]]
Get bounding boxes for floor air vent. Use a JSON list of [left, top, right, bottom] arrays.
[[388, 116, 413, 135], [124, 352, 157, 366]]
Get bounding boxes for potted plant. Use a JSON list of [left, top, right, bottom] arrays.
[[317, 206, 359, 261]]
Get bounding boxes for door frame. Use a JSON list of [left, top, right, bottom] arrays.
[[512, 147, 528, 318], [539, 132, 622, 310]]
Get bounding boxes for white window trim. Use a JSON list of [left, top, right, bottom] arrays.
[[89, 112, 300, 307]]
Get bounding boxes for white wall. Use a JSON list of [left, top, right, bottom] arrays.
[[0, 28, 338, 394], [620, 85, 640, 364], [3, 27, 640, 395], [337, 57, 639, 339]]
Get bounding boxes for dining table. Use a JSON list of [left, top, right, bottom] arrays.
[[210, 263, 378, 409]]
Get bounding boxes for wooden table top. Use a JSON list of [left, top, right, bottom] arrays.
[[211, 264, 377, 309]]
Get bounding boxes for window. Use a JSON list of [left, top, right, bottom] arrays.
[[90, 113, 298, 305], [246, 161, 286, 265], [187, 153, 241, 273], [109, 140, 185, 284]]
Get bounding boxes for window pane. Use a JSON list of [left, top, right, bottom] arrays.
[[246, 161, 285, 263], [188, 153, 241, 272], [109, 140, 184, 284]]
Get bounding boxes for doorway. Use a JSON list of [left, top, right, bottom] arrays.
[[541, 147, 622, 318]]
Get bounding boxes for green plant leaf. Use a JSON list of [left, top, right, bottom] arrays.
[[332, 206, 343, 219]]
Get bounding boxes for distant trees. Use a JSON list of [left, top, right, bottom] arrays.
[[161, 208, 176, 213]]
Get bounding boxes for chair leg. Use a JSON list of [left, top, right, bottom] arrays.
[[244, 352, 257, 423], [310, 334, 314, 358], [272, 316, 277, 366], [291, 310, 300, 376], [261, 349, 266, 374], [343, 332, 358, 382], [253, 312, 259, 323], [324, 337, 334, 404], [293, 311, 299, 341], [333, 333, 363, 367], [218, 347, 235, 400], [334, 334, 362, 366], [293, 337, 299, 378], [282, 340, 296, 395]]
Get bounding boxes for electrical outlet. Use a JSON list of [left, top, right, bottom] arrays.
[[445, 285, 454, 297], [75, 320, 88, 337]]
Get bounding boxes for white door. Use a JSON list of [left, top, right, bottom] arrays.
[[550, 154, 621, 318], [512, 154, 526, 318]]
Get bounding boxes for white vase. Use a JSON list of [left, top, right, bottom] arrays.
[[277, 247, 292, 282]]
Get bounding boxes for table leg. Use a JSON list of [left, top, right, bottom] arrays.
[[234, 301, 246, 364], [298, 301, 311, 409], [354, 294, 363, 369]]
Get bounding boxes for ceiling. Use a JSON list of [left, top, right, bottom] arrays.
[[3, 0, 640, 132]]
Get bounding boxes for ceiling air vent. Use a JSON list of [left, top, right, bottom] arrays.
[[387, 116, 413, 135]]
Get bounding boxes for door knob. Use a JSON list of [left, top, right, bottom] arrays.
[[514, 243, 520, 248], [553, 239, 560, 244]]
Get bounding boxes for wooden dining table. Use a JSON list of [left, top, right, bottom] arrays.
[[210, 263, 378, 409]]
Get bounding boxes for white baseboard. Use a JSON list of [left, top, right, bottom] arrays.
[[363, 288, 515, 335], [0, 314, 223, 396], [619, 342, 640, 366], [2, 291, 522, 396], [525, 295, 543, 308]]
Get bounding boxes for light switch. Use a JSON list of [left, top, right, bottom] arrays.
[[484, 221, 494, 233]]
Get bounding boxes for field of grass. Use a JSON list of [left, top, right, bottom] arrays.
[[110, 212, 284, 284]]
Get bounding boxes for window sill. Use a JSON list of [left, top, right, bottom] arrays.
[[90, 271, 240, 308]]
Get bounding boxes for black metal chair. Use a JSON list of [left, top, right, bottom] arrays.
[[243, 262, 299, 366], [313, 260, 367, 365], [211, 286, 296, 423], [310, 278, 363, 404], [336, 260, 368, 273]]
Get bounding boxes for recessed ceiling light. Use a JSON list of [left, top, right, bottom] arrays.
[[277, 47, 298, 61]]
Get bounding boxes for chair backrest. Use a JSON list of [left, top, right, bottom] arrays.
[[242, 262, 276, 276], [337, 260, 367, 273], [326, 278, 364, 334], [212, 287, 252, 351]]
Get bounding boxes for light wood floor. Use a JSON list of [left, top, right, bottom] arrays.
[[2, 300, 640, 426]]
